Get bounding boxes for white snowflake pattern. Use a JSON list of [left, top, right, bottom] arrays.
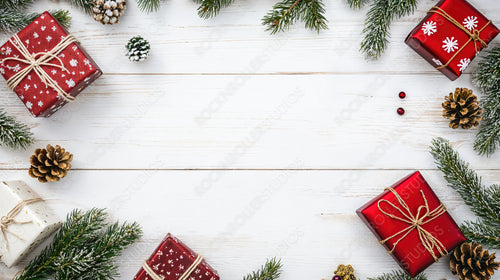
[[69, 59, 78, 67], [33, 32, 39, 38], [9, 64, 21, 72], [26, 101, 32, 109], [38, 101, 43, 107], [65, 79, 75, 87], [40, 26, 46, 31], [422, 20, 437, 36], [46, 36, 52, 42], [442, 37, 459, 53], [51, 26, 56, 31], [463, 16, 478, 31], [51, 69, 57, 75], [457, 58, 471, 72], [20, 95, 24, 100], [4, 46, 12, 55], [0, 68, 4, 74], [25, 39, 29, 45]]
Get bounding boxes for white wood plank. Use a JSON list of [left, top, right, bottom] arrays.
[[1, 74, 498, 169], [0, 0, 496, 74], [0, 169, 496, 280]]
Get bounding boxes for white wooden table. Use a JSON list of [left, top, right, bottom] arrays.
[[1, 0, 499, 279]]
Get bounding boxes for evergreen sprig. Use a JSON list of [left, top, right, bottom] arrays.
[[368, 270, 427, 280], [360, 0, 417, 59], [0, 0, 34, 10], [195, 0, 237, 19], [430, 138, 500, 248], [346, 0, 370, 9], [0, 109, 33, 150], [67, 0, 93, 13], [473, 45, 500, 156], [0, 8, 71, 32], [243, 258, 282, 280], [15, 208, 142, 280], [262, 0, 327, 34]]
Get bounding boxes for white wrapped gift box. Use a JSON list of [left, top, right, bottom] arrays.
[[0, 181, 61, 267]]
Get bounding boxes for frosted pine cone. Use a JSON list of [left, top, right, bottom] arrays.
[[92, 0, 126, 25], [125, 36, 151, 62]]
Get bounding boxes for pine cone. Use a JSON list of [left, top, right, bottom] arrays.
[[334, 264, 357, 280], [442, 88, 482, 129], [450, 242, 499, 280], [92, 0, 126, 25], [29, 145, 73, 183], [125, 36, 151, 62]]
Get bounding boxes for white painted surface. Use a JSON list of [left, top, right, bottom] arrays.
[[0, 0, 499, 279]]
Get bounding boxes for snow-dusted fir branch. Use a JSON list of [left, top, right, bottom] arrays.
[[0, 109, 33, 149], [262, 0, 327, 34], [243, 258, 282, 280], [368, 270, 427, 280], [0, 0, 34, 10], [346, 0, 370, 9], [473, 45, 500, 156], [67, 0, 93, 13], [0, 8, 71, 32], [15, 208, 142, 280], [430, 138, 500, 248], [359, 0, 417, 59], [196, 0, 237, 19]]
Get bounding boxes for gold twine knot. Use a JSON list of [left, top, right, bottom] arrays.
[[142, 254, 204, 280], [377, 187, 448, 262]]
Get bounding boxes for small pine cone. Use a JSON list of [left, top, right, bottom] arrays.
[[442, 88, 482, 129], [125, 36, 151, 62], [28, 144, 73, 183], [334, 264, 357, 280], [92, 0, 126, 25], [450, 242, 499, 280]]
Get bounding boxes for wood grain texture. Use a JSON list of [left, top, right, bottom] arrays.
[[0, 0, 498, 279]]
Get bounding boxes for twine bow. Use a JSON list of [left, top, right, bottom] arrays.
[[377, 187, 448, 262], [142, 254, 204, 280], [0, 198, 43, 252], [1, 34, 79, 102], [428, 6, 491, 70]]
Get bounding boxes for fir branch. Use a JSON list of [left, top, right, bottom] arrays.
[[15, 208, 142, 280], [67, 0, 93, 14], [360, 0, 417, 59], [196, 0, 236, 19], [262, 0, 328, 34], [137, 0, 161, 13], [0, 0, 34, 10], [346, 0, 371, 9], [473, 45, 500, 156], [0, 8, 71, 32], [368, 270, 427, 280], [461, 220, 500, 249], [0, 109, 33, 150], [243, 258, 282, 280]]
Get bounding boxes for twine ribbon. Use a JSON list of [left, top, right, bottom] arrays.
[[377, 187, 448, 262], [428, 6, 491, 69], [142, 254, 204, 280], [1, 198, 43, 252], [1, 34, 79, 102]]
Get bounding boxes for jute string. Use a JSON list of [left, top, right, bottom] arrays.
[[1, 34, 78, 102], [0, 198, 43, 252], [142, 254, 204, 280], [428, 6, 491, 69], [377, 187, 448, 262]]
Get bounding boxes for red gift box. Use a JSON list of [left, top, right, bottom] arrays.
[[134, 233, 220, 280], [356, 171, 466, 277], [0, 11, 102, 117], [405, 0, 499, 81]]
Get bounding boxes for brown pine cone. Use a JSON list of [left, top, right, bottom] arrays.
[[92, 0, 126, 25], [450, 242, 499, 280], [29, 144, 73, 183], [442, 88, 482, 129]]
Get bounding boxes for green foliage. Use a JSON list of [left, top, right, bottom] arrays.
[[473, 45, 500, 156], [0, 109, 33, 150], [243, 258, 282, 280], [430, 138, 500, 249], [0, 8, 71, 32], [0, 0, 34, 10], [67, 0, 93, 13], [15, 208, 142, 280], [368, 270, 427, 280], [360, 0, 417, 59], [346, 0, 370, 9], [196, 0, 237, 19], [137, 0, 161, 13], [262, 0, 328, 34]]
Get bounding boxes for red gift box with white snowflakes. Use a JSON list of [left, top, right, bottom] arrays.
[[0, 11, 101, 117], [405, 0, 499, 81], [134, 233, 220, 280]]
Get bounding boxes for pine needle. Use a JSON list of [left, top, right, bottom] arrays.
[[262, 0, 328, 34], [0, 8, 71, 32], [137, 0, 161, 13], [0, 109, 33, 150], [243, 258, 282, 280], [0, 0, 34, 10], [66, 0, 93, 14], [360, 0, 417, 59], [196, 0, 236, 19], [368, 270, 427, 280], [430, 138, 500, 248], [346, 0, 371, 9]]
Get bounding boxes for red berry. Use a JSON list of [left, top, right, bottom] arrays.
[[399, 91, 406, 99], [397, 107, 405, 115], [332, 276, 341, 280]]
